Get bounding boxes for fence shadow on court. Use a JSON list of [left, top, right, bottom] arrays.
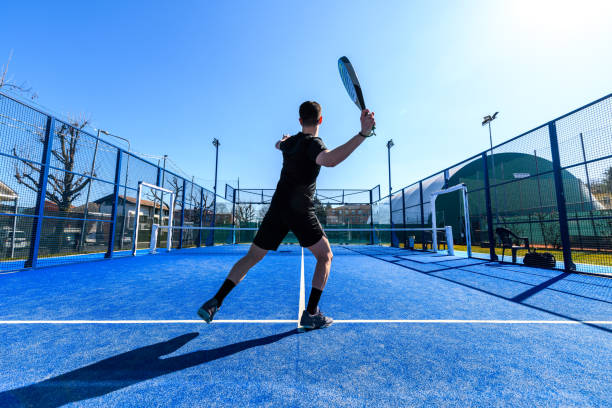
[[344, 247, 612, 334], [0, 329, 299, 408]]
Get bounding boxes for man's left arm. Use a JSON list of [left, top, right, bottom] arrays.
[[275, 134, 291, 150]]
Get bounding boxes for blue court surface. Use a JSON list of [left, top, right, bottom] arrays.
[[0, 245, 611, 407]]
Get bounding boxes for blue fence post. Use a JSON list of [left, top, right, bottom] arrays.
[[205, 193, 215, 246], [26, 117, 55, 268], [197, 188, 204, 247], [369, 189, 374, 245], [548, 121, 576, 271], [390, 194, 399, 248], [419, 181, 425, 250], [401, 188, 407, 248], [156, 167, 162, 186], [231, 188, 236, 244], [106, 150, 122, 258], [179, 179, 186, 249], [482, 152, 498, 261]]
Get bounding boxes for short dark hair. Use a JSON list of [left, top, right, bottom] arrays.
[[299, 101, 322, 126]]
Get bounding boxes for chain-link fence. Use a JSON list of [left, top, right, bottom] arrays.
[[383, 93, 612, 275], [2, 90, 610, 275], [0, 92, 222, 271]]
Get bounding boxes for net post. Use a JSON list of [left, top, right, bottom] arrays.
[[548, 121, 576, 271], [132, 182, 143, 256], [445, 226, 454, 255], [25, 117, 55, 268], [105, 149, 122, 258]]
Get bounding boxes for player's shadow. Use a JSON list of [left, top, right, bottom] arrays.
[[0, 328, 298, 408]]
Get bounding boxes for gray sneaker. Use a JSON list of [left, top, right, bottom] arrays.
[[197, 298, 219, 323], [299, 308, 333, 330]]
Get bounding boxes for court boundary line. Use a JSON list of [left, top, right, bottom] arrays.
[[298, 248, 306, 315], [297, 247, 306, 329], [1, 319, 610, 324]]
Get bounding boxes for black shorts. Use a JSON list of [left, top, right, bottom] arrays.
[[253, 205, 326, 250]]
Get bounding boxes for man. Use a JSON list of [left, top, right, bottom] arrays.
[[198, 101, 375, 329]]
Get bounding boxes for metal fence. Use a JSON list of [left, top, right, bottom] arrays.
[[384, 93, 612, 275], [225, 186, 380, 239], [0, 92, 225, 272], [2, 90, 610, 275]]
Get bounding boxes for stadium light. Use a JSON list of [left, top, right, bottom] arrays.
[[210, 138, 220, 241], [387, 139, 394, 239], [482, 112, 499, 152], [482, 112, 499, 223], [212, 138, 220, 197]]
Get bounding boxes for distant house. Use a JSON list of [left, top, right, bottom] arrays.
[[95, 194, 170, 231], [326, 204, 371, 226], [0, 181, 18, 213]]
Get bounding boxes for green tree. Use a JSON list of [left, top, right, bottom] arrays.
[[592, 166, 612, 195]]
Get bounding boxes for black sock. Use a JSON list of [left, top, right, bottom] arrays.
[[214, 279, 236, 306], [307, 288, 323, 315]]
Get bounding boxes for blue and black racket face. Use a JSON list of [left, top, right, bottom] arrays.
[[338, 56, 366, 111]]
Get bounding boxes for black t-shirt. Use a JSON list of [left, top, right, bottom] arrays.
[[274, 132, 327, 211]]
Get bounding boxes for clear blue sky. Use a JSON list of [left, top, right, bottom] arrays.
[[1, 0, 611, 194]]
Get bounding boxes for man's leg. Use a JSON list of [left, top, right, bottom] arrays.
[[306, 236, 333, 314], [226, 243, 268, 286], [198, 243, 267, 323]]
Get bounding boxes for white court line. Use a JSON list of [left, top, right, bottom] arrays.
[[0, 320, 296, 324], [332, 320, 612, 324], [0, 320, 610, 324], [297, 247, 306, 328]]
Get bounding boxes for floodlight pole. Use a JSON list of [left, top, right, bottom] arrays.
[[211, 138, 220, 243], [159, 154, 168, 244], [387, 139, 395, 246], [387, 139, 394, 199], [482, 112, 499, 221], [212, 138, 220, 211]]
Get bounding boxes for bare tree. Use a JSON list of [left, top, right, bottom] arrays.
[[13, 117, 93, 212], [257, 204, 270, 221], [142, 174, 185, 224], [1, 51, 38, 100], [235, 203, 255, 226]]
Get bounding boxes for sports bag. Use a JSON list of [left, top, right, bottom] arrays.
[[523, 250, 556, 269]]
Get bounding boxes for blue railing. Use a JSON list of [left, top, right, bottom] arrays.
[[0, 91, 231, 271], [382, 93, 612, 275]]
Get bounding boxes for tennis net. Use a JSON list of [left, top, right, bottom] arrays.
[[147, 225, 459, 254]]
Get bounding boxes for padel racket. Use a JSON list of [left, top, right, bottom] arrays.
[[338, 56, 375, 135]]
